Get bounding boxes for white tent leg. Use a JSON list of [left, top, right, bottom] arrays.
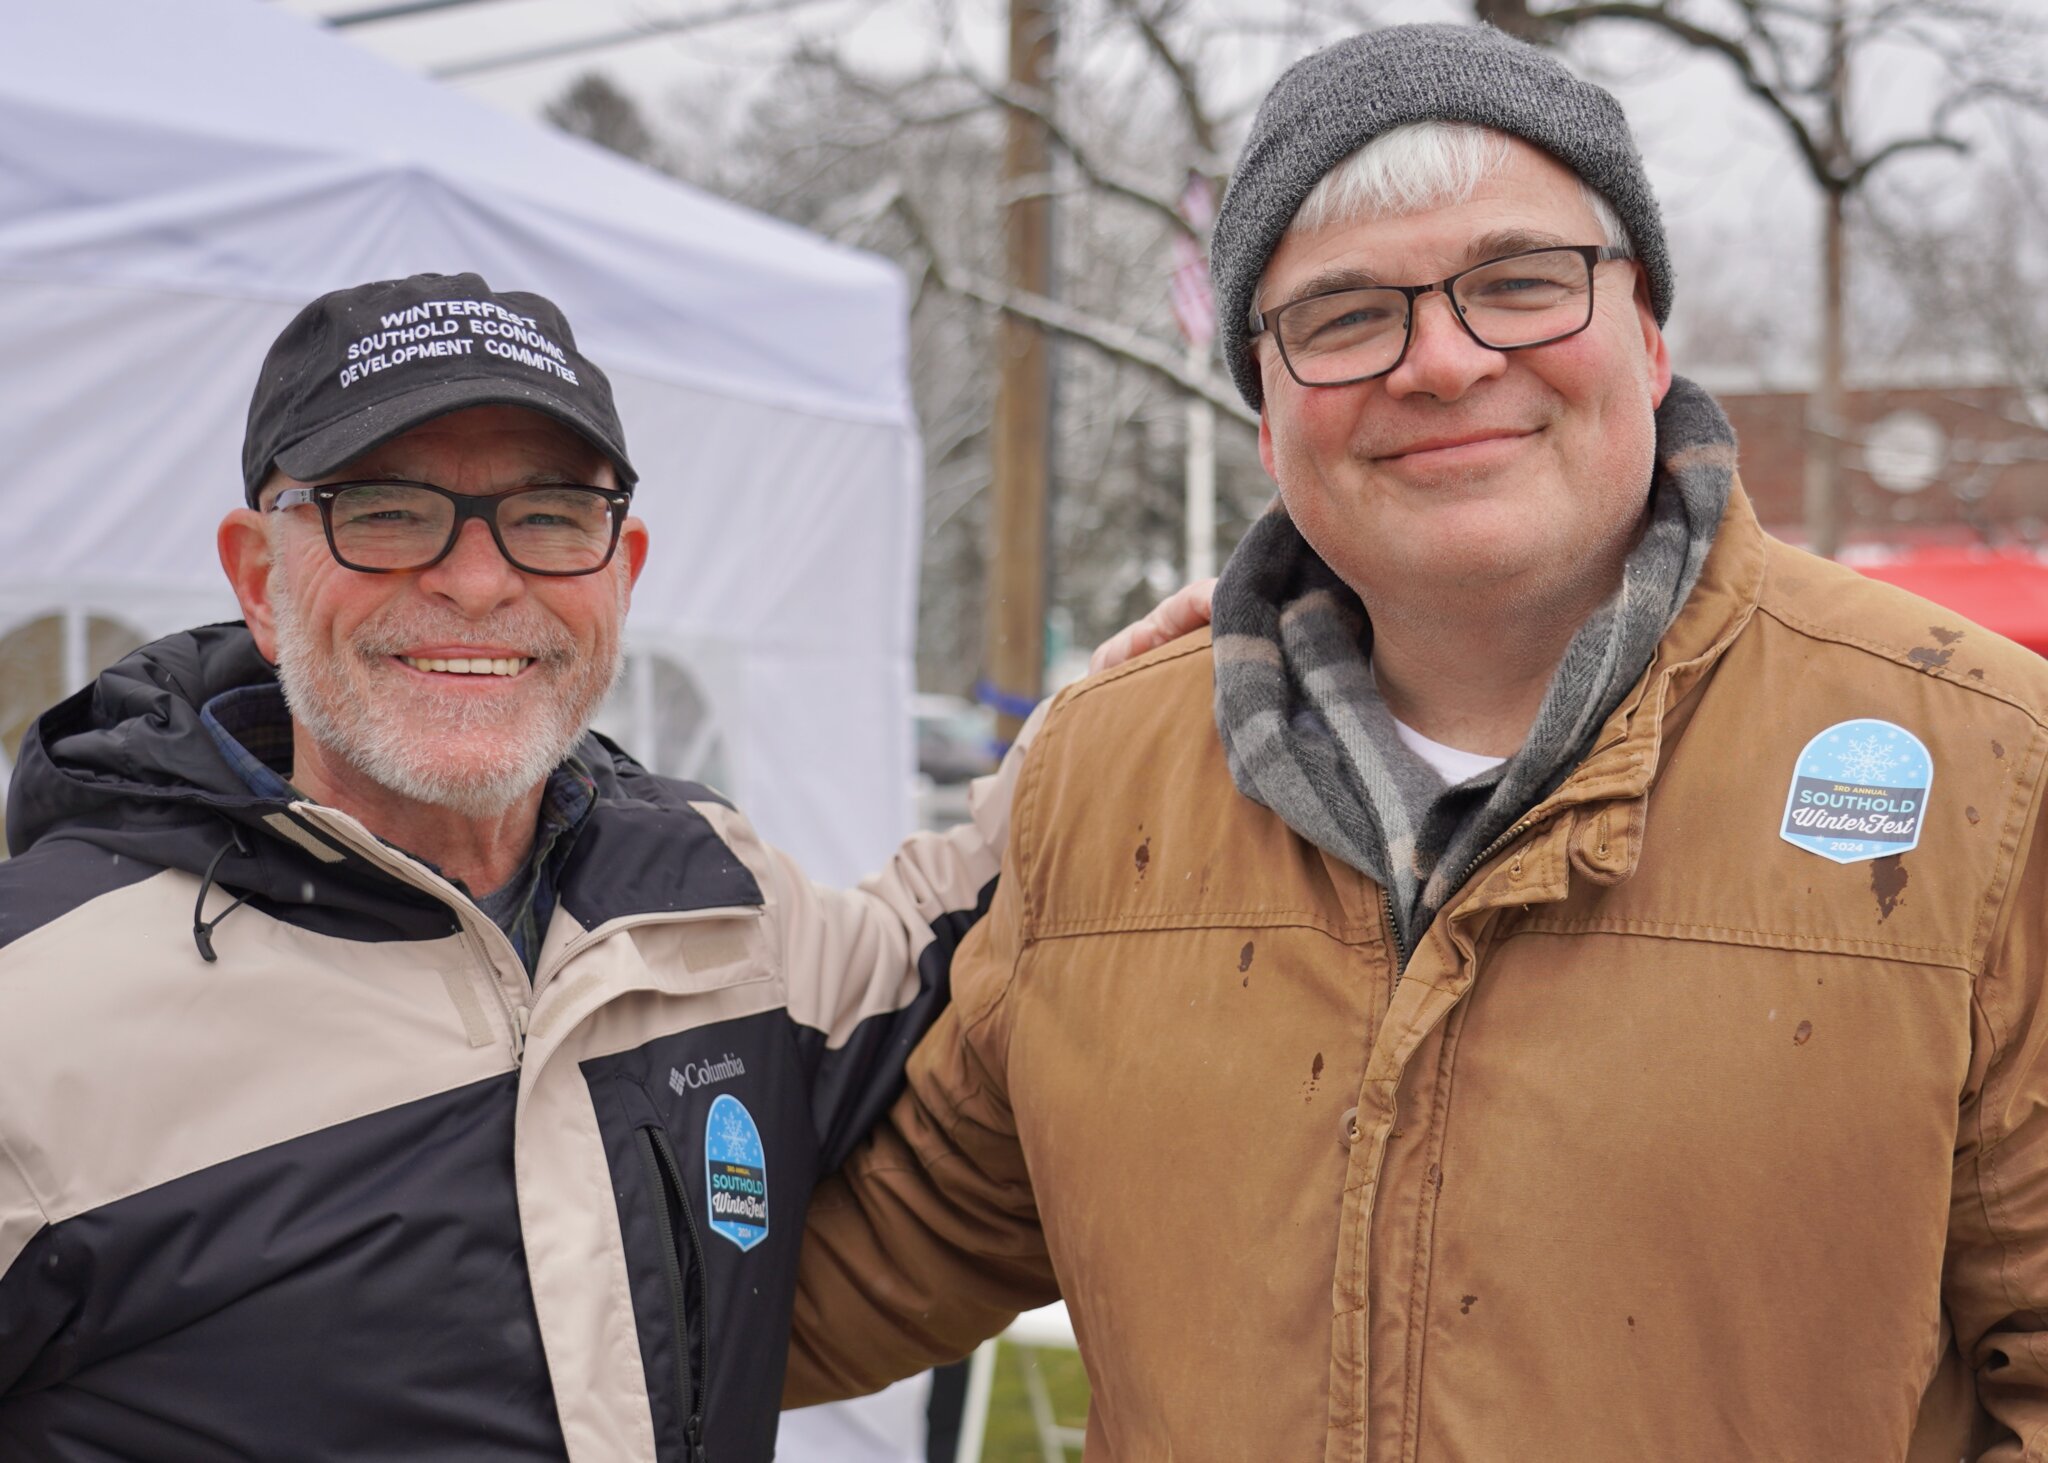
[[1019, 1347, 1067, 1463], [630, 650, 656, 771], [954, 1339, 999, 1463]]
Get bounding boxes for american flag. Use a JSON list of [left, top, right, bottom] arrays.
[[1169, 171, 1216, 348]]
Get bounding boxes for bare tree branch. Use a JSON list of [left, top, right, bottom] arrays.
[[326, 0, 514, 26], [792, 42, 1196, 239], [971, 75, 1198, 237], [1842, 133, 1969, 190], [433, 0, 826, 78], [944, 270, 1253, 425], [1108, 0, 1223, 166], [889, 193, 1253, 426], [1515, 0, 2046, 195], [1519, 1, 1839, 183]]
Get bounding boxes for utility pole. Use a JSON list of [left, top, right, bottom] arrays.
[[1176, 172, 1220, 582], [984, 0, 1057, 744], [1805, 0, 1850, 561], [1185, 340, 1216, 580]]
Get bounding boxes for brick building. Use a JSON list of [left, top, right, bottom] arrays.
[[1702, 369, 2048, 549]]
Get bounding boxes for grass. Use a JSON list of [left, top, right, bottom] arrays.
[[977, 1342, 1092, 1461]]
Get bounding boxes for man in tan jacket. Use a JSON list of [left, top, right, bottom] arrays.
[[787, 23, 2048, 1461]]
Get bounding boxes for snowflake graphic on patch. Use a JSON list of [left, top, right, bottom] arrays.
[[714, 1107, 763, 1165], [1837, 734, 1904, 784]]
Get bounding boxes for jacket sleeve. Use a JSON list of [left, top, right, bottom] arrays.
[[0, 1138, 58, 1395], [742, 706, 1044, 1176], [1947, 761, 2048, 1457], [780, 726, 1059, 1408]]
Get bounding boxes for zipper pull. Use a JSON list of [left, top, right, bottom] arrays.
[[686, 1413, 707, 1463], [513, 1004, 530, 1059]]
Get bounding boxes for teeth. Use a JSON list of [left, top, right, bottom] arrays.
[[402, 656, 531, 676]]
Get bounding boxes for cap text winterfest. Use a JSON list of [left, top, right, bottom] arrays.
[[1782, 776, 1924, 843], [338, 299, 580, 388]]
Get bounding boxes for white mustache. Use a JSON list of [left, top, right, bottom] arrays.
[[350, 609, 577, 666]]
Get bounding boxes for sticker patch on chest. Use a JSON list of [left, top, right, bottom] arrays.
[[705, 1093, 769, 1252], [1779, 719, 1933, 865]]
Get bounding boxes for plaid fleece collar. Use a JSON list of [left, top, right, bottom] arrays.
[[1210, 376, 1738, 964]]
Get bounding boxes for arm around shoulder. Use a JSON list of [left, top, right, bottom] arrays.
[[754, 705, 1044, 1170], [783, 710, 1059, 1407]]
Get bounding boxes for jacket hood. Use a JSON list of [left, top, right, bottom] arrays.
[[7, 624, 284, 861]]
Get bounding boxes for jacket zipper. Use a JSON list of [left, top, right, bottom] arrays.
[[294, 803, 768, 1066], [1385, 819, 1535, 982], [638, 1125, 711, 1463], [1379, 886, 1408, 980], [1451, 819, 1533, 903], [293, 804, 530, 1052]]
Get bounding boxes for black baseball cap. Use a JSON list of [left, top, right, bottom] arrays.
[[241, 272, 637, 506]]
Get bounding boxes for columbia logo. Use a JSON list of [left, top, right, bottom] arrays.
[[670, 1053, 747, 1094]]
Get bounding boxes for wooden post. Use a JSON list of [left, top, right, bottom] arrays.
[[1185, 337, 1216, 581], [1806, 186, 1847, 560], [985, 0, 1056, 745], [1804, 0, 1849, 561]]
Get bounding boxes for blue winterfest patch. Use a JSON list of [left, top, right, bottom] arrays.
[[1779, 718, 1934, 865], [704, 1093, 768, 1252]]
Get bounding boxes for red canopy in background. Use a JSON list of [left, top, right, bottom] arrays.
[[1853, 550, 2048, 657]]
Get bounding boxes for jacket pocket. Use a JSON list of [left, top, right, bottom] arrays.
[[637, 1124, 711, 1463]]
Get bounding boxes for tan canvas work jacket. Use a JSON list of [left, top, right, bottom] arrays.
[[789, 486, 2048, 1462]]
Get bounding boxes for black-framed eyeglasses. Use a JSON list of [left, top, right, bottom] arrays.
[[1249, 245, 1635, 389], [269, 480, 632, 576]]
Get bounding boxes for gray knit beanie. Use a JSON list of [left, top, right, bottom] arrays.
[[1212, 23, 1672, 411]]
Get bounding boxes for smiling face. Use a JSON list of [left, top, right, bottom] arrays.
[[225, 405, 647, 818], [1254, 137, 1671, 618]]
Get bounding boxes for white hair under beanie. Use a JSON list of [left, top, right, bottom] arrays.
[[1211, 22, 1673, 411]]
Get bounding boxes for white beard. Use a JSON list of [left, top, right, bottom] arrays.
[[269, 568, 626, 819]]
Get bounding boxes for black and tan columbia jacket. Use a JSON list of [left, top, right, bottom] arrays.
[[0, 623, 1014, 1462]]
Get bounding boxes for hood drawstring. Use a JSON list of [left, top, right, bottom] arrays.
[[193, 825, 255, 964]]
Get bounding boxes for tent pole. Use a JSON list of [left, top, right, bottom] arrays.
[[62, 605, 88, 696], [631, 649, 657, 774]]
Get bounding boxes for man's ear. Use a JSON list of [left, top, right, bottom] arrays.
[[218, 507, 280, 661], [1635, 269, 1673, 410], [1252, 337, 1284, 481], [619, 516, 650, 590]]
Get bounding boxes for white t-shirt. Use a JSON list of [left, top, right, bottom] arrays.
[[1369, 658, 1511, 785], [1391, 717, 1508, 786]]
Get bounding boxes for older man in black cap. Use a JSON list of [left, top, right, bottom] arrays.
[[0, 270, 1066, 1460], [787, 25, 2048, 1461]]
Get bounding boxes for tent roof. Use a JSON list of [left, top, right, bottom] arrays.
[[1855, 550, 2048, 658], [0, 0, 910, 426], [0, 1, 923, 884]]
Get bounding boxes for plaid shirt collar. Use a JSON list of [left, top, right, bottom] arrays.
[[475, 761, 596, 973], [201, 682, 597, 974], [200, 684, 298, 801]]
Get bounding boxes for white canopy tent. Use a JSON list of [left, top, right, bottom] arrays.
[[0, 0, 922, 888]]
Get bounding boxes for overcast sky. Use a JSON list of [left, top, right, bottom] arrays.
[[284, 0, 2027, 214], [281, 0, 2041, 377]]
